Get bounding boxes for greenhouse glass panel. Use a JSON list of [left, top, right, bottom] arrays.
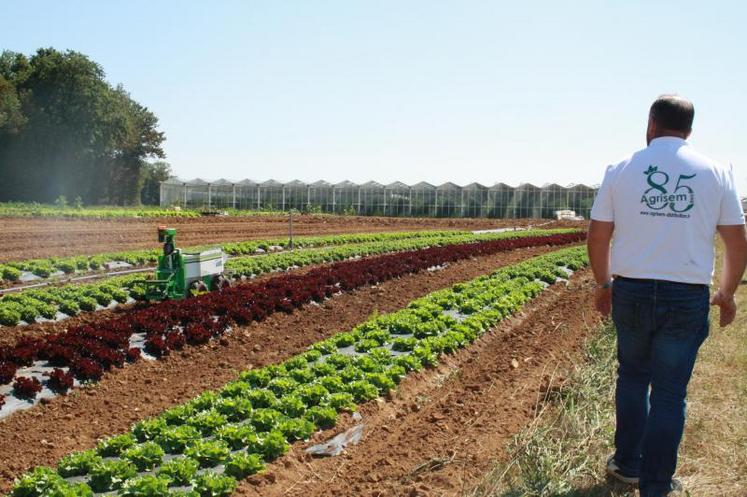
[[385, 182, 411, 217], [539, 184, 565, 218], [568, 184, 597, 218], [160, 177, 186, 207], [184, 179, 210, 208], [209, 179, 234, 209], [411, 182, 436, 217], [486, 183, 514, 218], [510, 184, 542, 218], [259, 180, 284, 210], [333, 181, 358, 214], [283, 180, 308, 211], [234, 180, 259, 210], [359, 181, 385, 216], [308, 181, 333, 212], [435, 182, 462, 217], [462, 183, 488, 218]]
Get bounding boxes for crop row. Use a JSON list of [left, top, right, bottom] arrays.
[[9, 246, 589, 497], [0, 229, 576, 327], [0, 202, 296, 219], [0, 229, 465, 282], [0, 231, 585, 400]]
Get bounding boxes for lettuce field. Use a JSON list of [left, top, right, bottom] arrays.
[[0, 215, 595, 497]]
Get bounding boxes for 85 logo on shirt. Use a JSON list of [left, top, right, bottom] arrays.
[[640, 165, 696, 213]]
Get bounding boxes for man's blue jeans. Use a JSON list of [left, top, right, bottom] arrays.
[[611, 277, 709, 497]]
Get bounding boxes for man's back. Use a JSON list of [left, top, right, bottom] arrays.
[[591, 136, 743, 284]]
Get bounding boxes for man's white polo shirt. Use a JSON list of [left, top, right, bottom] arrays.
[[590, 137, 744, 285]]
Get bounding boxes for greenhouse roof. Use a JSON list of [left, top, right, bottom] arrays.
[[463, 182, 488, 191], [260, 179, 283, 187], [334, 180, 357, 188], [385, 181, 410, 189], [489, 182, 513, 190], [437, 182, 461, 190], [412, 181, 436, 190], [166, 178, 598, 192], [284, 180, 307, 187], [360, 181, 384, 188], [309, 180, 332, 187]]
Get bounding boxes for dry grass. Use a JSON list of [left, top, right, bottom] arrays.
[[675, 242, 747, 495], [468, 242, 746, 497]]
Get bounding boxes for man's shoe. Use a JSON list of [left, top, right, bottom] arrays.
[[664, 478, 684, 496], [605, 454, 640, 485]]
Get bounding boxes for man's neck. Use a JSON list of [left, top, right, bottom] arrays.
[[652, 129, 689, 140]]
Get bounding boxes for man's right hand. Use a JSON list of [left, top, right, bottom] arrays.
[[594, 287, 612, 317], [710, 289, 737, 327]]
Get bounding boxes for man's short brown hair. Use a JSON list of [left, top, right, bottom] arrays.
[[650, 95, 694, 133]]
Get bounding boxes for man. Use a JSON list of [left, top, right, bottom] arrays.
[[587, 94, 747, 497]]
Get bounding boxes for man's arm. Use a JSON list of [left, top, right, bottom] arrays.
[[711, 224, 747, 327], [587, 220, 615, 315]]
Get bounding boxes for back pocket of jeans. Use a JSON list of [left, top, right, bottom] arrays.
[[666, 302, 709, 338]]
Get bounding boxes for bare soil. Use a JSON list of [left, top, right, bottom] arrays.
[[0, 244, 574, 491], [0, 215, 585, 262]]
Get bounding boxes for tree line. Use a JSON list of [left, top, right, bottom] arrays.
[[0, 48, 170, 205]]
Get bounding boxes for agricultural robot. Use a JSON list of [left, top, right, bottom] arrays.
[[132, 226, 230, 301]]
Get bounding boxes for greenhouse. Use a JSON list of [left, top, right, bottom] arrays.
[[160, 178, 599, 219]]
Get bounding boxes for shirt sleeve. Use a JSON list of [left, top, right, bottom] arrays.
[[590, 164, 615, 222], [718, 163, 745, 226]]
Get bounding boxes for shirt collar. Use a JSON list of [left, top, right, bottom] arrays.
[[649, 136, 689, 147]]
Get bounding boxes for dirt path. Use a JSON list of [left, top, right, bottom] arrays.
[[0, 244, 573, 491], [0, 216, 566, 262], [234, 270, 600, 497]]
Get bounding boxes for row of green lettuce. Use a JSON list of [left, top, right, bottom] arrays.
[[0, 229, 577, 327], [0, 202, 297, 219], [0, 230, 466, 282], [10, 246, 588, 497]]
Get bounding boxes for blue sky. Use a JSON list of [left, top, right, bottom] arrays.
[[2, 1, 746, 190]]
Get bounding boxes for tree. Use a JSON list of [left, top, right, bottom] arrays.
[[0, 48, 165, 205], [140, 161, 172, 205]]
